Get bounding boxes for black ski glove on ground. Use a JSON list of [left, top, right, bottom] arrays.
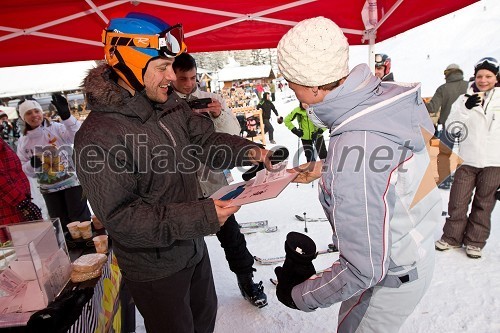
[[275, 232, 317, 310], [16, 196, 43, 221], [465, 94, 481, 110], [51, 93, 71, 120], [291, 128, 304, 137], [30, 155, 42, 168]]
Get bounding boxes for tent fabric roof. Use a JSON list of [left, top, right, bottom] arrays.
[[0, 0, 478, 68], [218, 65, 274, 82]]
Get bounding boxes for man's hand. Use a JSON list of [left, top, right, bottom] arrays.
[[289, 161, 323, 183], [246, 147, 273, 170], [196, 99, 222, 118], [213, 199, 240, 226]]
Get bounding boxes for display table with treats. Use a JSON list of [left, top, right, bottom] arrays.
[[0, 219, 135, 333]]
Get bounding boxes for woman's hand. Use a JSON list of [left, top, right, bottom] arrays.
[[288, 161, 323, 183]]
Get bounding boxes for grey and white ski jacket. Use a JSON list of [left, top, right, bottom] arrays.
[[291, 64, 442, 311]]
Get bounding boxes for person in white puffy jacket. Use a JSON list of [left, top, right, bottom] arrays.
[[436, 57, 500, 259], [16, 97, 91, 232]]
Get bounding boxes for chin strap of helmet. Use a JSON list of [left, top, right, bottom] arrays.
[[112, 48, 145, 92]]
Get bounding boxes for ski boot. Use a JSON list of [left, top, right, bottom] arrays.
[[236, 273, 268, 308]]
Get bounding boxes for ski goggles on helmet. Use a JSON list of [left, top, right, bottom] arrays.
[[474, 57, 499, 71], [102, 24, 186, 58], [375, 54, 385, 67]]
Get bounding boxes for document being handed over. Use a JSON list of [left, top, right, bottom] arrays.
[[210, 161, 297, 207]]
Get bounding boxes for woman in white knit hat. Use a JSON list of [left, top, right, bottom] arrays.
[[273, 17, 441, 332], [16, 96, 91, 233]]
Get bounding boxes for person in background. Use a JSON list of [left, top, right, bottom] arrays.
[[269, 81, 276, 101], [274, 17, 441, 332], [0, 110, 12, 142], [374, 53, 394, 82], [257, 92, 280, 144], [16, 97, 91, 233], [0, 110, 20, 151], [74, 13, 271, 333], [255, 82, 264, 99], [426, 63, 469, 189], [284, 102, 327, 162], [171, 52, 267, 308], [435, 57, 500, 259], [0, 139, 42, 242]]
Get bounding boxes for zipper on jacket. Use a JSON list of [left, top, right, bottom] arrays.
[[158, 120, 177, 147]]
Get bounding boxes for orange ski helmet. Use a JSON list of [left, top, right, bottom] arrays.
[[102, 12, 186, 91]]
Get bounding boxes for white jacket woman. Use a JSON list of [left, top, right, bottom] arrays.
[[446, 85, 500, 168], [438, 57, 500, 260], [16, 97, 91, 231]]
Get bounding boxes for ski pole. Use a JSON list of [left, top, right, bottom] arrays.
[[296, 137, 300, 188], [303, 212, 308, 233]]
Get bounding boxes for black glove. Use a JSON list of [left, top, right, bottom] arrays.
[[274, 266, 298, 309], [465, 94, 481, 110], [30, 155, 42, 168], [291, 128, 304, 137], [16, 197, 43, 221], [27, 287, 94, 333], [495, 188, 500, 201], [275, 232, 317, 310], [242, 147, 289, 181], [277, 116, 284, 124], [311, 129, 322, 142], [51, 93, 71, 120]]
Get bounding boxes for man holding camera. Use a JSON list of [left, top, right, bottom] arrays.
[[170, 52, 268, 308]]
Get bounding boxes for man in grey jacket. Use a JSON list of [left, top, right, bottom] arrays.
[[74, 13, 271, 333], [171, 52, 267, 308], [274, 17, 442, 333], [426, 63, 469, 189]]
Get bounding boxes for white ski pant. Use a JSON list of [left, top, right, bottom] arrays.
[[337, 238, 435, 333]]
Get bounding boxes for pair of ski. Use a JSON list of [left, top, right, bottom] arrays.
[[254, 243, 338, 265], [238, 220, 278, 234], [236, 214, 329, 235]]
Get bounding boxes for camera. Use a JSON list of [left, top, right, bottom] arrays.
[[187, 98, 212, 109]]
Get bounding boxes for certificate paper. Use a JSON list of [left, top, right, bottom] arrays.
[[210, 161, 297, 207]]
